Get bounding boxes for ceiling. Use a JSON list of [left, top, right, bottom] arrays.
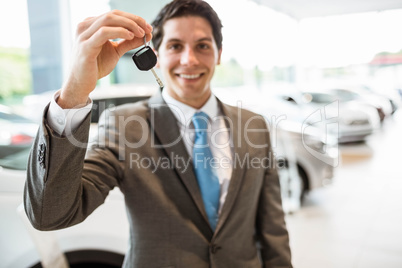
[[251, 0, 402, 20]]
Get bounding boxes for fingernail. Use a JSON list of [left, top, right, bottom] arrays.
[[139, 27, 145, 36], [147, 23, 153, 32]]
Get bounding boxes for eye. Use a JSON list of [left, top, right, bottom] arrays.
[[168, 43, 182, 51], [198, 43, 210, 50]]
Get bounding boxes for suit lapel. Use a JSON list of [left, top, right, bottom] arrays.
[[147, 92, 211, 228], [147, 93, 249, 236], [214, 101, 248, 235]]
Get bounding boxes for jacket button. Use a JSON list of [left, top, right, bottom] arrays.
[[210, 244, 221, 254]]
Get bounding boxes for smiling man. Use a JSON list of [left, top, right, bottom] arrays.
[[156, 15, 221, 108], [24, 0, 292, 267]]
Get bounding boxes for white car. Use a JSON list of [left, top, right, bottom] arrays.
[[279, 91, 381, 143], [213, 87, 338, 206], [1, 86, 157, 267], [328, 88, 393, 122], [0, 147, 129, 267], [251, 100, 338, 205]]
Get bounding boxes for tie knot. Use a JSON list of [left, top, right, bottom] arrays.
[[192, 111, 210, 131]]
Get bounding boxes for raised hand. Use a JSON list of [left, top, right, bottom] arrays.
[[58, 10, 153, 108]]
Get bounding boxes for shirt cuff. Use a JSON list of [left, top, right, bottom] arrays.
[[47, 90, 93, 136]]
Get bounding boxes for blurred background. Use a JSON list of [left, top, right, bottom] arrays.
[[1, 0, 402, 267]]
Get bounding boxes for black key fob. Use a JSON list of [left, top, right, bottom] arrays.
[[132, 46, 157, 71]]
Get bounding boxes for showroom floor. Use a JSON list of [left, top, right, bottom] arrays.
[[286, 109, 402, 268]]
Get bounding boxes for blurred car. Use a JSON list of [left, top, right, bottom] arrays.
[[0, 105, 38, 160], [328, 88, 393, 122], [214, 86, 338, 207], [279, 91, 381, 143], [252, 101, 338, 206], [0, 85, 158, 268], [277, 121, 337, 200], [0, 128, 127, 266], [0, 154, 128, 267], [356, 85, 399, 115], [271, 119, 337, 212]]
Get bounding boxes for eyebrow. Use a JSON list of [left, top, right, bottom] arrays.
[[166, 37, 213, 43]]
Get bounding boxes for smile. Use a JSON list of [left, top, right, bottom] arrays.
[[177, 73, 202, 79]]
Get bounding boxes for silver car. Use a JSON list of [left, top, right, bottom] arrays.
[[279, 91, 381, 143], [328, 88, 393, 122], [252, 101, 338, 208], [214, 87, 338, 210]]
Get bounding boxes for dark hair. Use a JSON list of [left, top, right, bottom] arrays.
[[151, 0, 223, 51]]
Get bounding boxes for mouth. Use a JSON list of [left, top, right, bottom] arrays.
[[176, 73, 203, 80]]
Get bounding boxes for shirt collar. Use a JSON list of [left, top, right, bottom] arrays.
[[162, 89, 219, 127]]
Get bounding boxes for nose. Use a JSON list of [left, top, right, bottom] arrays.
[[180, 46, 199, 66]]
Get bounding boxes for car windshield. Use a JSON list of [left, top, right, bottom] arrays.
[[330, 89, 359, 101], [305, 93, 337, 104]]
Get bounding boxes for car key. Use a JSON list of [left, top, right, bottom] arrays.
[[132, 36, 164, 89]]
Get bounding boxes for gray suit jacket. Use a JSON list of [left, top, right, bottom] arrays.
[[24, 92, 292, 268]]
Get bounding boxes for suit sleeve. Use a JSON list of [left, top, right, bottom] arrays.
[[256, 120, 293, 268], [24, 104, 123, 231]]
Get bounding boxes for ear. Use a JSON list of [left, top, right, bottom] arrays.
[[153, 48, 160, 68], [217, 48, 222, 65]]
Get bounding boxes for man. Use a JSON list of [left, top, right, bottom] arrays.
[[24, 0, 292, 267]]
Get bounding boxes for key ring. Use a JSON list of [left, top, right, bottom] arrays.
[[143, 35, 148, 46]]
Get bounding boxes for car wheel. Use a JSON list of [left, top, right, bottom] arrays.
[[30, 250, 124, 268]]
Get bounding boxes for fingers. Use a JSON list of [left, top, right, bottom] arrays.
[[76, 10, 152, 42], [113, 10, 152, 34], [76, 17, 96, 36], [116, 33, 153, 56], [86, 26, 136, 50]]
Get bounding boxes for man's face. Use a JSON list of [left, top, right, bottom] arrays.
[[156, 16, 222, 108]]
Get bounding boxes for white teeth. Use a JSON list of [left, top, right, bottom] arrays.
[[179, 74, 201, 79]]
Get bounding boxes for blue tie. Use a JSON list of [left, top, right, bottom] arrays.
[[192, 111, 220, 231]]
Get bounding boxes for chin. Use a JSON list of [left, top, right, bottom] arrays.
[[182, 87, 209, 98]]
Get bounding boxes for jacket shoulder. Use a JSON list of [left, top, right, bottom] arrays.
[[221, 102, 267, 128], [109, 98, 150, 117]]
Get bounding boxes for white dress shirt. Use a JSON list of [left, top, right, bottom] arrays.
[[47, 89, 233, 213], [162, 90, 233, 214], [47, 90, 93, 136]]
